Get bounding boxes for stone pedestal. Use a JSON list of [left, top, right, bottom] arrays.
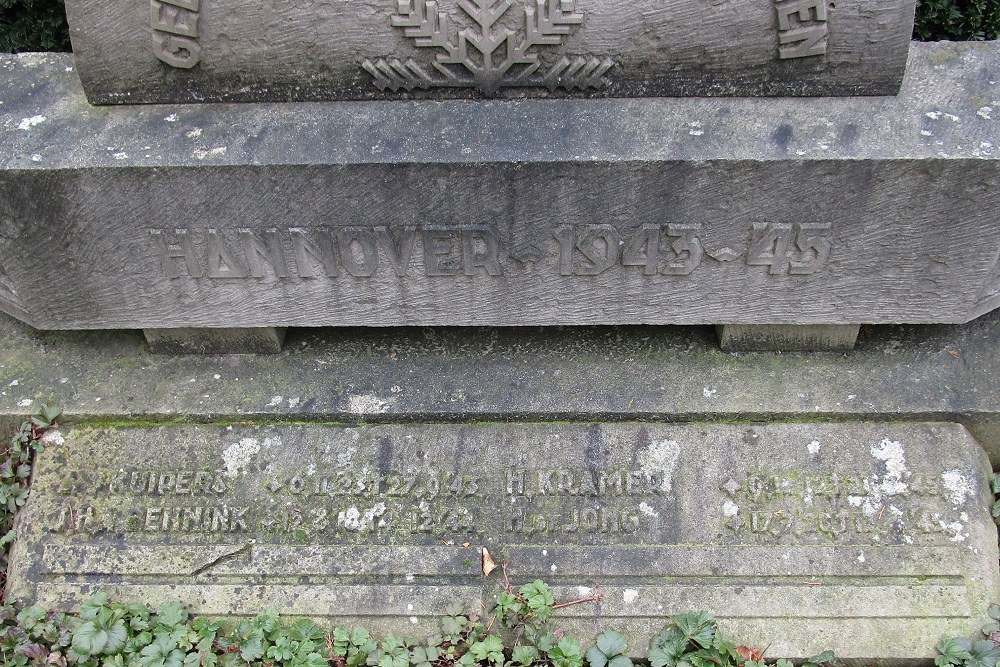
[[1, 43, 998, 333]]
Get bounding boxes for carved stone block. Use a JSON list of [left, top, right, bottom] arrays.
[[7, 421, 998, 660], [143, 327, 287, 354], [1, 43, 998, 330], [717, 324, 861, 351], [62, 0, 916, 103]]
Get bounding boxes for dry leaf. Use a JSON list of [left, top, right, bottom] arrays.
[[482, 547, 497, 576], [736, 646, 764, 662], [462, 542, 471, 548], [948, 349, 961, 358]]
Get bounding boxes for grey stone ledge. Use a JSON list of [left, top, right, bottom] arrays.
[[0, 309, 998, 461], [1, 43, 996, 168]]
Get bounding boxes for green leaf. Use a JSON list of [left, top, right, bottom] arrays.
[[936, 637, 973, 667], [154, 603, 187, 629], [647, 628, 686, 667], [353, 627, 374, 647], [513, 646, 540, 666], [807, 650, 836, 665], [239, 636, 265, 663], [966, 640, 1000, 667], [518, 581, 555, 623], [103, 620, 128, 655], [551, 637, 584, 667], [72, 621, 109, 656], [672, 612, 716, 649], [596, 630, 628, 658], [586, 646, 609, 667], [607, 655, 633, 667], [289, 619, 325, 643]]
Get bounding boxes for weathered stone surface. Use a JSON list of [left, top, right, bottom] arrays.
[[7, 421, 997, 660], [716, 324, 860, 351], [64, 0, 915, 104], [144, 327, 287, 354], [1, 44, 997, 330]]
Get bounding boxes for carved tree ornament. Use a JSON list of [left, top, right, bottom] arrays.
[[363, 0, 615, 95]]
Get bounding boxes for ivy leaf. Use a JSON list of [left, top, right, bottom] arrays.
[[935, 637, 973, 667], [300, 652, 330, 667], [586, 646, 609, 667], [806, 650, 836, 666], [513, 645, 540, 666], [648, 628, 686, 667], [139, 634, 186, 667], [154, 603, 187, 629], [239, 636, 265, 663], [288, 619, 325, 643], [72, 621, 108, 656], [596, 630, 628, 658], [551, 637, 584, 667], [966, 640, 1000, 667], [672, 612, 716, 649]]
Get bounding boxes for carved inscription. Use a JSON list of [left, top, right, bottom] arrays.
[[722, 467, 972, 545], [364, 0, 615, 94], [48, 461, 669, 542], [149, 223, 832, 280], [151, 0, 201, 68], [18, 422, 993, 655], [774, 0, 828, 59]]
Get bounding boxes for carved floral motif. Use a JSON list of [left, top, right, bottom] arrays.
[[363, 0, 615, 94]]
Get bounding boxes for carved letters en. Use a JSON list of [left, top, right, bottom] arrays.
[[774, 0, 828, 60], [364, 0, 615, 94]]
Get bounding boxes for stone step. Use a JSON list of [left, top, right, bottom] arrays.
[[1, 42, 997, 332], [7, 421, 997, 660], [65, 0, 915, 104], [0, 309, 998, 462]]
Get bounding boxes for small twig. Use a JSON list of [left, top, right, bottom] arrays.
[[552, 593, 603, 610]]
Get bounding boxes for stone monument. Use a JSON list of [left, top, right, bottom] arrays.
[[2, 0, 1000, 663]]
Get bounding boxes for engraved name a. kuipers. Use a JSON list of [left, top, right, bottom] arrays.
[[150, 223, 832, 279]]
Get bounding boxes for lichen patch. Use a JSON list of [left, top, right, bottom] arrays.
[[223, 437, 261, 478], [941, 470, 974, 507], [637, 439, 681, 494]]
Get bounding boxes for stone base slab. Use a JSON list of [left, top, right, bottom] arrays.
[[1, 43, 998, 331], [7, 421, 998, 661], [144, 328, 287, 354], [717, 324, 860, 351]]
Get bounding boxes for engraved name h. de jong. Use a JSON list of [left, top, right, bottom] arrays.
[[364, 0, 616, 94]]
